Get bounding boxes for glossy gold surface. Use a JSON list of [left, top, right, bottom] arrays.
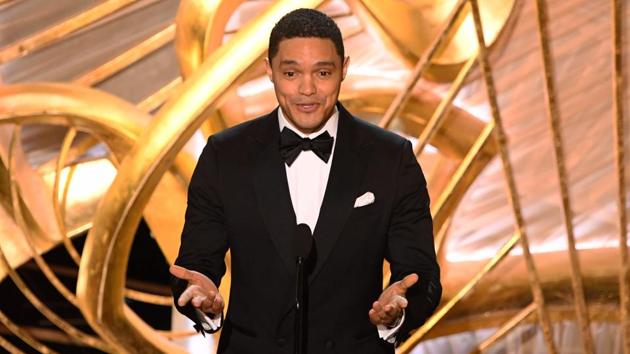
[[5, 125, 83, 312], [137, 77, 182, 113], [175, 0, 245, 79], [0, 334, 23, 354], [414, 54, 477, 156], [428, 302, 622, 341], [398, 231, 522, 352], [0, 0, 137, 64], [469, 1, 556, 352], [433, 120, 496, 253], [0, 0, 20, 6], [74, 24, 176, 87], [3, 125, 108, 350], [0, 0, 627, 353], [52, 127, 82, 265], [472, 302, 537, 353], [0, 309, 56, 353], [0, 83, 191, 350], [339, 86, 489, 160], [351, 0, 515, 81], [613, 0, 629, 352], [533, 0, 593, 351], [0, 82, 192, 263], [376, 0, 469, 129], [175, 0, 256, 138]]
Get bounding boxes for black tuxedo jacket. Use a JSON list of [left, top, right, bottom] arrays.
[[172, 103, 441, 354]]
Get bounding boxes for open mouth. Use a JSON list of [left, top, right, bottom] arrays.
[[295, 103, 319, 113]]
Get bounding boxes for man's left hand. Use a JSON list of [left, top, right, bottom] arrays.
[[369, 273, 418, 327]]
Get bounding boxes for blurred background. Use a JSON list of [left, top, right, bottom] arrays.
[[0, 0, 628, 353]]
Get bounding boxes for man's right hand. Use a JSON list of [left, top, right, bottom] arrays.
[[170, 265, 224, 316]]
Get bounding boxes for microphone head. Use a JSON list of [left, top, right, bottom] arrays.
[[293, 223, 313, 259]]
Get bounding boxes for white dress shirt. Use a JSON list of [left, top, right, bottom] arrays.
[[278, 107, 338, 233], [278, 107, 403, 343]]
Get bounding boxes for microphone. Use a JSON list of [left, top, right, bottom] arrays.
[[293, 223, 313, 354], [293, 223, 314, 262]]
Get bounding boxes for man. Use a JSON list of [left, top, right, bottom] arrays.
[[171, 8, 441, 354]]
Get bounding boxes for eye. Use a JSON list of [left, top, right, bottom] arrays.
[[318, 70, 331, 77], [284, 71, 296, 78]]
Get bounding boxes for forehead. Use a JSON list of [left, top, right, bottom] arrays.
[[272, 37, 340, 65]]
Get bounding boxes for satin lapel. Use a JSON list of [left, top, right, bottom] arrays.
[[249, 110, 296, 274], [309, 105, 370, 284]]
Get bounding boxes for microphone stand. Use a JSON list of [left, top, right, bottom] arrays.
[[295, 256, 305, 354], [293, 223, 312, 354]]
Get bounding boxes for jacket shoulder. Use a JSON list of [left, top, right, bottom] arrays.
[[351, 114, 409, 150], [207, 113, 271, 149]]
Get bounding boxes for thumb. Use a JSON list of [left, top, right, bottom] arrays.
[[170, 264, 193, 282], [397, 273, 418, 293]]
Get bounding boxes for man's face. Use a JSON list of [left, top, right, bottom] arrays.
[[266, 37, 349, 134]]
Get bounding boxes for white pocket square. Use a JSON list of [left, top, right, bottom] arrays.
[[354, 191, 375, 208]]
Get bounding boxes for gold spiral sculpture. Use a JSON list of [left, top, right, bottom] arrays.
[[2, 0, 624, 353], [349, 0, 516, 81]]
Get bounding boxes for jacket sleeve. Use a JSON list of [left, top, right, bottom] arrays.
[[386, 139, 442, 344], [171, 136, 229, 334]]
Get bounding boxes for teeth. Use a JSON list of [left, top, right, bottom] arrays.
[[296, 103, 317, 111]]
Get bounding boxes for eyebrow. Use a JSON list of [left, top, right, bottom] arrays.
[[279, 60, 337, 67]]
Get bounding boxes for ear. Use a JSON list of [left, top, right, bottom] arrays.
[[264, 58, 273, 82], [341, 56, 350, 81]]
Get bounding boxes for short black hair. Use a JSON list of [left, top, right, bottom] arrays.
[[268, 8, 344, 63]]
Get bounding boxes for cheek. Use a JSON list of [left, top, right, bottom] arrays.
[[273, 89, 290, 105], [276, 83, 297, 98], [321, 85, 339, 102], [322, 81, 340, 94]]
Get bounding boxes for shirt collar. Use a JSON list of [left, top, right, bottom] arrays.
[[278, 105, 339, 139]]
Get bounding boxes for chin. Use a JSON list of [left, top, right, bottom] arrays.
[[292, 117, 325, 131]]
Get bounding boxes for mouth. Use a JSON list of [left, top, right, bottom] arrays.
[[294, 103, 320, 113]]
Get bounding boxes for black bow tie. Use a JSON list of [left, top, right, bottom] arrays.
[[279, 127, 334, 166]]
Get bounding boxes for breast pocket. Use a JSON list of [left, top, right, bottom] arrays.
[[347, 202, 385, 241], [350, 201, 382, 220]]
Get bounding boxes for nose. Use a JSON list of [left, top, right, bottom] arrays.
[[298, 75, 316, 96]]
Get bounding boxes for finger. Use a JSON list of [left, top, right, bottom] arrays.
[[201, 293, 223, 314], [210, 294, 224, 314], [191, 295, 207, 308], [382, 305, 402, 324], [384, 304, 397, 317], [369, 308, 386, 325], [391, 294, 409, 309], [400, 273, 419, 290], [170, 265, 194, 281], [381, 294, 408, 308], [372, 302, 392, 323], [201, 292, 217, 312], [384, 304, 402, 323], [368, 309, 379, 325], [371, 301, 385, 316], [201, 291, 223, 313], [177, 285, 199, 306]]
